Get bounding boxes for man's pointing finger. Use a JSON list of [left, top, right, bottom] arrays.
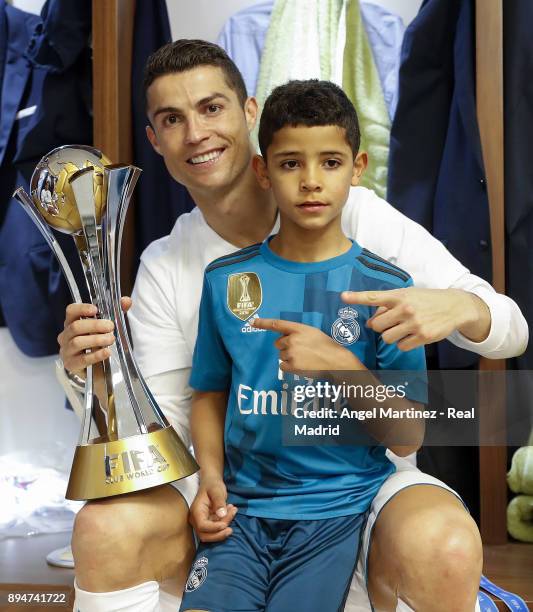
[[341, 290, 398, 309]]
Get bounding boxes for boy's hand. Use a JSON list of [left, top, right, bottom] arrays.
[[251, 318, 362, 374], [189, 477, 238, 543], [341, 287, 490, 350]]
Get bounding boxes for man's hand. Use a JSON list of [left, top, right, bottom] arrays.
[[341, 287, 491, 351], [58, 297, 132, 374], [251, 318, 362, 374], [189, 477, 238, 543]]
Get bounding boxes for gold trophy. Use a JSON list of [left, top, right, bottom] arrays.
[[13, 145, 198, 500]]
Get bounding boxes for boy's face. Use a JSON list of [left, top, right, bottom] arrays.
[[145, 65, 257, 199], [254, 125, 365, 231]]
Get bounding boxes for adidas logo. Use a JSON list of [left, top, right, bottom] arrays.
[[241, 313, 266, 333]]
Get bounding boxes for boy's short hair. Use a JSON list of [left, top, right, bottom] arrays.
[[258, 80, 360, 158], [143, 39, 248, 108]]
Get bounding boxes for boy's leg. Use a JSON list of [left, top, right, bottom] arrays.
[[72, 483, 195, 611], [266, 513, 367, 612], [180, 514, 269, 612]]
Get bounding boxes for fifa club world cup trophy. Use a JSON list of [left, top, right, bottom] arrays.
[[13, 145, 198, 500]]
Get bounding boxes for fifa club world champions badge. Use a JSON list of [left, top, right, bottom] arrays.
[[227, 272, 262, 321]]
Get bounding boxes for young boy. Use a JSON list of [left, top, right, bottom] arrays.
[[180, 80, 427, 612]]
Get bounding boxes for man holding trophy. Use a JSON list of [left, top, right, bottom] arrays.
[[48, 41, 527, 611]]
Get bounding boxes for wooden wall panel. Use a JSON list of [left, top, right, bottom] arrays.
[[475, 0, 507, 545], [92, 0, 136, 294]]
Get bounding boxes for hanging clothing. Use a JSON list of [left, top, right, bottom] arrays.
[[360, 2, 404, 119], [342, 0, 391, 199], [0, 0, 91, 357], [253, 0, 344, 102], [217, 0, 273, 100], [503, 0, 533, 372], [387, 0, 490, 370], [387, 0, 494, 519], [217, 0, 404, 119], [238, 0, 392, 198], [130, 0, 195, 267]]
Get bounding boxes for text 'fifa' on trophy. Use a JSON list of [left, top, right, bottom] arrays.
[[13, 145, 198, 500]]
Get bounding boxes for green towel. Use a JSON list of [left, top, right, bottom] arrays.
[[507, 495, 533, 543], [342, 0, 390, 198], [253, 0, 345, 148], [507, 446, 533, 495]]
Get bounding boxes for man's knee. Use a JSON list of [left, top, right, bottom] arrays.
[[72, 486, 193, 591], [74, 486, 190, 545], [393, 504, 482, 576], [73, 499, 144, 558]]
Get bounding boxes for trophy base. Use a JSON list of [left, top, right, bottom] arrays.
[[66, 426, 199, 500]]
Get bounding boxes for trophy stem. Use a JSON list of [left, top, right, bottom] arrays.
[[70, 167, 126, 441], [103, 166, 155, 434]]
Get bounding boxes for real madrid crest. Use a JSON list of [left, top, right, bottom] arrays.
[[227, 272, 262, 321], [185, 556, 209, 592], [331, 307, 360, 346]]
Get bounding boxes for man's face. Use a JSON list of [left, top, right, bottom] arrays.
[[255, 125, 364, 231], [146, 66, 257, 198]]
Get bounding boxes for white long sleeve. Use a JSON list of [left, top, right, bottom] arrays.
[[144, 368, 192, 449], [342, 187, 529, 359]]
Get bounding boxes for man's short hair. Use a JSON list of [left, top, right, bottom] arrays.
[[143, 39, 248, 108], [258, 80, 361, 158]]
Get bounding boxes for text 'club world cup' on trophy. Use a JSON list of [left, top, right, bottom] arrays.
[[13, 145, 198, 500]]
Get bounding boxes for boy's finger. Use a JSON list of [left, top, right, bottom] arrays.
[[198, 528, 233, 543], [211, 505, 238, 527], [252, 318, 303, 334], [194, 517, 229, 533]]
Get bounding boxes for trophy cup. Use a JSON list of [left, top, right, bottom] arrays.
[[13, 145, 198, 500]]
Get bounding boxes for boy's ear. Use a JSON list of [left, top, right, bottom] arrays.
[[146, 124, 162, 156], [252, 154, 271, 189], [244, 96, 258, 132], [351, 151, 368, 186]]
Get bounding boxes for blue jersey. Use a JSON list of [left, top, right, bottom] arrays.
[[190, 238, 426, 520]]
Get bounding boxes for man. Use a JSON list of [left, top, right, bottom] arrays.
[[61, 40, 527, 611]]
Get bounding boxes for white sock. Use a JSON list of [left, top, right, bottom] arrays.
[[159, 588, 182, 612], [74, 579, 160, 612]]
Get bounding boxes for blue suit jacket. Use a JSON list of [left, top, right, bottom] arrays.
[[0, 0, 91, 356], [387, 0, 490, 368], [504, 0, 533, 371]]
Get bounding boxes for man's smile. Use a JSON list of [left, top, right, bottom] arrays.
[[187, 148, 225, 166]]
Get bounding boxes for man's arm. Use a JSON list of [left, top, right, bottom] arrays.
[[341, 287, 492, 352], [344, 188, 529, 357]]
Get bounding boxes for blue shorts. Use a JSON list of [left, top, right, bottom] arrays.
[[180, 512, 366, 612]]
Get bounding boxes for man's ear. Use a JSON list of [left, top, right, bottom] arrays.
[[244, 96, 258, 132], [146, 124, 162, 155], [351, 151, 368, 186], [252, 154, 271, 190]]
